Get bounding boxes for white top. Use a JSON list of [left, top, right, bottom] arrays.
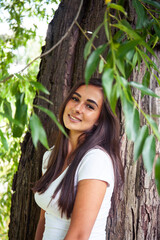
[[35, 148, 114, 240]]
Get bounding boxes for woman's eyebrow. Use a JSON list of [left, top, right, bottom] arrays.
[[74, 92, 98, 107], [87, 99, 98, 107], [73, 92, 81, 97]]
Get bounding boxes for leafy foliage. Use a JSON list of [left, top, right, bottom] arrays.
[[84, 0, 160, 194], [0, 0, 60, 238], [0, 0, 59, 78], [0, 138, 20, 239]]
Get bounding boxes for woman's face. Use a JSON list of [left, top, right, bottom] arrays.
[[63, 84, 103, 138]]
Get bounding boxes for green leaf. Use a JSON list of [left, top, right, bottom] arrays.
[[154, 74, 160, 86], [120, 19, 133, 30], [116, 40, 139, 59], [104, 11, 109, 41], [142, 71, 150, 98], [85, 44, 107, 84], [84, 22, 104, 60], [121, 94, 140, 141], [142, 135, 155, 174], [0, 97, 3, 107], [140, 41, 157, 59], [118, 69, 129, 87], [35, 105, 68, 137], [11, 81, 19, 96], [151, 114, 160, 118], [102, 68, 114, 103], [113, 22, 156, 58], [134, 125, 149, 161], [0, 74, 10, 82], [145, 114, 160, 141], [30, 113, 49, 149], [12, 92, 28, 138], [153, 35, 160, 49], [155, 157, 160, 196], [138, 49, 160, 73], [129, 81, 160, 98], [126, 49, 135, 62], [15, 73, 25, 81], [116, 59, 126, 77], [121, 93, 133, 131], [3, 99, 12, 119], [108, 3, 127, 16], [132, 0, 147, 29], [132, 51, 138, 68], [137, 51, 142, 71], [153, 24, 160, 39], [112, 22, 141, 39], [141, 0, 160, 9], [125, 62, 133, 79], [98, 58, 104, 73], [30, 81, 50, 95], [118, 76, 131, 97], [131, 107, 140, 141], [142, 71, 150, 88], [113, 30, 124, 43], [30, 114, 40, 148], [110, 83, 119, 114], [0, 130, 8, 151]]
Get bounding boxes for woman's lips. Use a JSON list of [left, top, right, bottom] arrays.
[[68, 114, 82, 122]]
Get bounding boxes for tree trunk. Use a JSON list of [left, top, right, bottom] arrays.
[[106, 58, 160, 240], [8, 0, 160, 239]]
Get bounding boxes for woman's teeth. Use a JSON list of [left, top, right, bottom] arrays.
[[69, 115, 81, 121]]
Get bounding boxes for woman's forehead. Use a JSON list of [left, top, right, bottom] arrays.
[[74, 85, 103, 107], [75, 84, 102, 96]]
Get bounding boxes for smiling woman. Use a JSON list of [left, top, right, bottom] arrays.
[[33, 78, 124, 240], [63, 85, 103, 140]]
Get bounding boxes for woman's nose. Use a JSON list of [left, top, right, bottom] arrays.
[[74, 103, 83, 113]]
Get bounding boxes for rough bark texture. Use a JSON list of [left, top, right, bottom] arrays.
[[8, 0, 160, 239], [106, 48, 160, 239]]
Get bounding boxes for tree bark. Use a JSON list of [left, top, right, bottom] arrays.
[[8, 0, 160, 239]]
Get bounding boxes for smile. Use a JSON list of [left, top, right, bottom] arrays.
[[68, 114, 82, 122]]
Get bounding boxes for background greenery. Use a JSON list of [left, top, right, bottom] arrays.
[[0, 0, 60, 238]]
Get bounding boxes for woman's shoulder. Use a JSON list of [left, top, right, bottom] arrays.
[[76, 146, 114, 185], [83, 147, 111, 162]]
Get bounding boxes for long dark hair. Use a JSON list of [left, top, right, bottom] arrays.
[[33, 78, 124, 218]]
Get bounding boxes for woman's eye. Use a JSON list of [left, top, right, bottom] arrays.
[[71, 96, 79, 102], [86, 104, 94, 110]]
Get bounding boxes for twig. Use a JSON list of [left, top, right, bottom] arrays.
[[75, 21, 107, 64], [1, 0, 84, 83]]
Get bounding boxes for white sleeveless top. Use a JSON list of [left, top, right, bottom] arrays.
[[35, 148, 114, 240]]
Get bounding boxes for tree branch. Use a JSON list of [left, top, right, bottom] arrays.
[[1, 0, 84, 83]]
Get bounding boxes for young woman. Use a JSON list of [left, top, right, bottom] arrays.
[[33, 78, 123, 240]]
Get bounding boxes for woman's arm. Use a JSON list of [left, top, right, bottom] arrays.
[[35, 209, 45, 240], [64, 179, 107, 240]]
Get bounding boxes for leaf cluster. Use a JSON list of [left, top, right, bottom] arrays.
[[84, 0, 160, 194], [0, 0, 60, 236], [0, 138, 20, 239], [0, 0, 60, 79]]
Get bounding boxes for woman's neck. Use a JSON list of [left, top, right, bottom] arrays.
[[62, 137, 77, 169], [68, 138, 77, 153], [68, 132, 80, 152]]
